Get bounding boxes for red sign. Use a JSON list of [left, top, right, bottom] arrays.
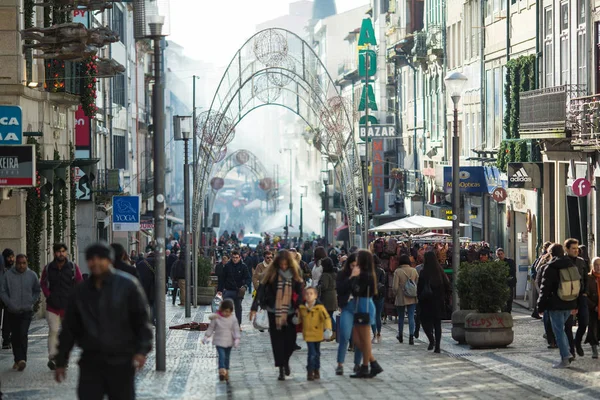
[[491, 186, 507, 202], [572, 178, 592, 197], [372, 139, 385, 214], [75, 106, 91, 148]]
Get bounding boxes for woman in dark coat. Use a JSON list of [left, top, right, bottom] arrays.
[[250, 250, 303, 381], [417, 251, 451, 353], [319, 257, 337, 340]]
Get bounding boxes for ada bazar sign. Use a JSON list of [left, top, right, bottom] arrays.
[[0, 145, 35, 187], [0, 106, 23, 145], [507, 162, 543, 189], [112, 195, 141, 232], [359, 125, 397, 139]]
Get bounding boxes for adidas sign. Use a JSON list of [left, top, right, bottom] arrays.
[[510, 167, 532, 183]]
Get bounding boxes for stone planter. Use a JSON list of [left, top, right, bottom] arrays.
[[465, 312, 514, 349], [197, 286, 216, 305], [451, 310, 475, 344]]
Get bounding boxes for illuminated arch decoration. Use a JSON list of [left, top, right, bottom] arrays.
[[192, 28, 365, 246]]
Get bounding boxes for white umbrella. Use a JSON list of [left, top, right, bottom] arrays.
[[369, 215, 468, 232]]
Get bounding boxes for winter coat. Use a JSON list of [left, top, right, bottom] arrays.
[[114, 259, 140, 279], [205, 312, 241, 348], [393, 265, 419, 306], [218, 261, 251, 293], [373, 266, 387, 300], [537, 256, 579, 313], [586, 274, 599, 313], [311, 260, 323, 287], [136, 256, 157, 305], [319, 272, 337, 312], [417, 270, 450, 320], [336, 271, 352, 309], [251, 278, 304, 313], [0, 267, 41, 313], [40, 259, 83, 315], [298, 302, 332, 342], [252, 261, 268, 290]]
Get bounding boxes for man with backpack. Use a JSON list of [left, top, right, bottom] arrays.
[[392, 254, 419, 345], [565, 238, 590, 357], [40, 243, 83, 371], [538, 243, 581, 369]]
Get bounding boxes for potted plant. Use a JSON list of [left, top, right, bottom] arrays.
[[452, 262, 476, 344], [461, 261, 514, 348], [197, 255, 215, 305]]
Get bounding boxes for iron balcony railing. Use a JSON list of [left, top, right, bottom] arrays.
[[569, 93, 600, 149]]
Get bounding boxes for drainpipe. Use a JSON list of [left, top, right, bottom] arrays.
[[480, 0, 486, 150], [535, 0, 542, 259], [506, 0, 511, 63]]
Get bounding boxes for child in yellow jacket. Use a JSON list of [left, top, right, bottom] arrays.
[[298, 287, 332, 381]]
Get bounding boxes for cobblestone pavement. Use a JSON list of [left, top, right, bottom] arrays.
[[1, 297, 598, 399]]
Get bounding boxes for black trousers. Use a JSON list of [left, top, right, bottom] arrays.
[[421, 316, 442, 351], [566, 315, 575, 353], [414, 304, 421, 335], [78, 360, 135, 400], [504, 287, 514, 313], [575, 297, 589, 346], [586, 312, 599, 346], [1, 307, 11, 346], [7, 311, 32, 363], [267, 313, 297, 367]]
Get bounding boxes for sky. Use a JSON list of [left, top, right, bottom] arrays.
[[168, 0, 369, 66]]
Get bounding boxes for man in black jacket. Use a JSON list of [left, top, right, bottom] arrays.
[[136, 252, 156, 324], [538, 244, 580, 369], [110, 243, 139, 279], [565, 238, 590, 357], [217, 250, 250, 326], [496, 248, 517, 313], [54, 243, 152, 399]]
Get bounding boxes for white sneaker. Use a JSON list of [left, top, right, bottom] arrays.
[[552, 358, 571, 369]]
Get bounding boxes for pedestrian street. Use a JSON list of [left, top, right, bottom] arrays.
[[3, 297, 600, 400]]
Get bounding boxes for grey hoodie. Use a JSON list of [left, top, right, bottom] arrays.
[[0, 267, 41, 313]]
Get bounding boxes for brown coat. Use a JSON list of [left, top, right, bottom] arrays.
[[393, 265, 419, 306], [252, 262, 268, 289]]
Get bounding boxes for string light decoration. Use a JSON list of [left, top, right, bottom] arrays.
[[82, 55, 98, 118]]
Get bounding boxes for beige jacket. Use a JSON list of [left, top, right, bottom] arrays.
[[393, 265, 419, 306], [252, 261, 268, 289]]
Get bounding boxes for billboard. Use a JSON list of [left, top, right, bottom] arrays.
[[0, 145, 35, 187]]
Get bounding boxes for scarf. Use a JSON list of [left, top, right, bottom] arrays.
[[275, 269, 293, 330], [593, 272, 600, 320]]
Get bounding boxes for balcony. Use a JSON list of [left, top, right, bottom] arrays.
[[426, 25, 444, 61], [405, 170, 423, 196], [520, 85, 587, 139], [96, 169, 124, 193], [143, 178, 154, 200], [569, 94, 600, 150], [336, 59, 358, 85]]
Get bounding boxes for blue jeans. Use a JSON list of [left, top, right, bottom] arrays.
[[549, 310, 572, 360], [307, 342, 321, 370], [216, 346, 232, 369], [396, 304, 417, 337], [371, 297, 385, 335], [337, 303, 363, 365]]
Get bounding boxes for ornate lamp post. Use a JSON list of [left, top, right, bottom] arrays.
[[444, 71, 468, 312]]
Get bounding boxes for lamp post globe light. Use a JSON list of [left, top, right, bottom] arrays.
[[444, 71, 467, 313], [173, 116, 192, 319]]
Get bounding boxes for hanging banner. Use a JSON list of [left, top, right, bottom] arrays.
[[0, 145, 35, 187], [507, 162, 543, 189], [75, 105, 91, 149], [372, 139, 385, 214]]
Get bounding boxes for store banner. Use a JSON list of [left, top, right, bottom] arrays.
[[112, 195, 141, 232], [372, 139, 385, 214], [507, 162, 543, 189], [0, 145, 35, 187], [443, 166, 487, 193], [75, 105, 91, 149]]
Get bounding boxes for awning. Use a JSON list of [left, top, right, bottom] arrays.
[[369, 215, 468, 233]]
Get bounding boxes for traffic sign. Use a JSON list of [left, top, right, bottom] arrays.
[[572, 178, 592, 197], [112, 195, 141, 232], [491, 186, 508, 202], [0, 106, 23, 145], [359, 124, 397, 139]]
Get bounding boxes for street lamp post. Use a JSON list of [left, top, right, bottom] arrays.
[[321, 169, 330, 247], [281, 148, 293, 227], [173, 116, 192, 318], [300, 185, 308, 241], [444, 71, 468, 313], [149, 14, 167, 372]]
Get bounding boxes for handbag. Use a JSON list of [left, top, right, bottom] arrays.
[[253, 309, 269, 331], [353, 285, 371, 326]]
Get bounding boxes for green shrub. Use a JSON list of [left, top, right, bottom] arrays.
[[197, 255, 213, 287], [457, 261, 510, 313]]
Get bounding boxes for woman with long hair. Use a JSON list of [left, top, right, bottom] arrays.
[[250, 250, 304, 381], [335, 253, 363, 375], [349, 250, 383, 378], [310, 246, 328, 287], [417, 251, 451, 353]]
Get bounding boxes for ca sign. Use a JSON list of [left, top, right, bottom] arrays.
[[0, 106, 23, 145]]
